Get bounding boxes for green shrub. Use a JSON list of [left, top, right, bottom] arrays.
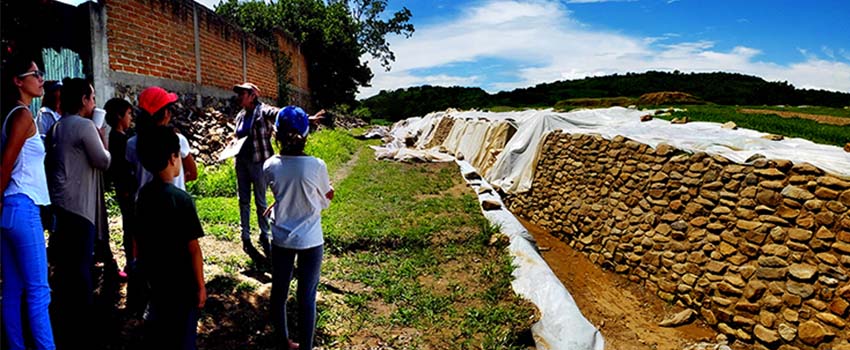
[[187, 159, 237, 198], [188, 129, 358, 200]]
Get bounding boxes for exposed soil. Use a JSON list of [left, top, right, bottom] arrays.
[[517, 217, 732, 350], [638, 92, 704, 106], [738, 108, 850, 126]]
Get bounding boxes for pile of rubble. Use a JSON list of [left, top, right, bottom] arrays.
[[172, 107, 236, 164], [169, 107, 369, 164], [323, 109, 369, 129]]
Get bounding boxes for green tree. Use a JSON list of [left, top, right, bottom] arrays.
[[215, 0, 413, 108]]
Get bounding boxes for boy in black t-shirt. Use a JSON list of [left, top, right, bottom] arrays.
[[136, 126, 206, 350]]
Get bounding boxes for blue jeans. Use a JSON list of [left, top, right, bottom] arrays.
[[236, 156, 269, 242], [1, 194, 55, 350], [271, 245, 323, 350], [48, 206, 95, 349]]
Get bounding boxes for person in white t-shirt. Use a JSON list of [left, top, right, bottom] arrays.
[[126, 86, 197, 194], [263, 106, 333, 350]]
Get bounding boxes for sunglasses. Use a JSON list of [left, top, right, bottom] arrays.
[[18, 70, 45, 79]]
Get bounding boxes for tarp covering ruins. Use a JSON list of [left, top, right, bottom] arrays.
[[378, 107, 850, 193], [374, 106, 850, 350]]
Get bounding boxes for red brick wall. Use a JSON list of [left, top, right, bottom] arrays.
[[277, 33, 309, 92], [104, 0, 309, 102], [244, 37, 277, 98], [106, 0, 195, 81], [197, 8, 244, 93]]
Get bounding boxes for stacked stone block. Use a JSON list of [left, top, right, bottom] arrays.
[[504, 132, 850, 350]]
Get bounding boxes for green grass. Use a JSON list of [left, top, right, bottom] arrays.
[[187, 159, 238, 198], [108, 127, 535, 349], [656, 104, 850, 146], [190, 128, 362, 242], [744, 105, 850, 118], [318, 146, 536, 349], [304, 129, 361, 175], [485, 105, 532, 113], [188, 128, 359, 199], [368, 118, 393, 126]]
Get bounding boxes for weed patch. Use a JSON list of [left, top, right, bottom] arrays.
[[659, 104, 850, 146]]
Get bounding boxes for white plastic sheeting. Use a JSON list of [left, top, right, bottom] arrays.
[[371, 116, 458, 162], [458, 161, 605, 350], [442, 119, 516, 174], [398, 107, 850, 193]]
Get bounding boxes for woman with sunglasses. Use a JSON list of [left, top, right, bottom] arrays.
[[1, 56, 55, 349]]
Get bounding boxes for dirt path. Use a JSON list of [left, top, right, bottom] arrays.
[[738, 108, 850, 126], [517, 218, 728, 350], [331, 149, 360, 184]]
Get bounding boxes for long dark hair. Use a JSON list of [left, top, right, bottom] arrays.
[[275, 124, 307, 156], [59, 78, 93, 116], [1, 55, 37, 122]]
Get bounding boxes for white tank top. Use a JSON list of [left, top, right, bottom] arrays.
[[2, 105, 51, 205]]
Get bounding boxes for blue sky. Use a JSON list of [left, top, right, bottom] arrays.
[[63, 0, 850, 99], [354, 0, 850, 98]]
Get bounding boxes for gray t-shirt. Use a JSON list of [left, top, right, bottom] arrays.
[[46, 114, 111, 224]]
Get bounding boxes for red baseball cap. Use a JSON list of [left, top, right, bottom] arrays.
[[139, 86, 178, 115]]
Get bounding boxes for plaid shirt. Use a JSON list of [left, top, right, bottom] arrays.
[[235, 103, 280, 163]]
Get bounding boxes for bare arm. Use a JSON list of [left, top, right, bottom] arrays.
[[188, 239, 206, 308], [1, 109, 37, 200], [182, 153, 198, 183], [309, 109, 326, 127], [82, 121, 111, 170]]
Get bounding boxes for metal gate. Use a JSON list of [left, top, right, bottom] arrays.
[[31, 47, 85, 111]]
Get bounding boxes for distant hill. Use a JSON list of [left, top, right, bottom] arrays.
[[359, 71, 850, 121]]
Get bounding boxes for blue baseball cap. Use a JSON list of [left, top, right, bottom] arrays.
[[276, 106, 309, 137]]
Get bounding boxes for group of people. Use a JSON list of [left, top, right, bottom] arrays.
[[1, 56, 333, 350]]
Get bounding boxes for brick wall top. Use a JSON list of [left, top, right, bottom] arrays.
[[103, 0, 309, 103]]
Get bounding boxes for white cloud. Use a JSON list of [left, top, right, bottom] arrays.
[[840, 49, 850, 62], [821, 46, 836, 60], [359, 0, 850, 98], [564, 0, 635, 3]]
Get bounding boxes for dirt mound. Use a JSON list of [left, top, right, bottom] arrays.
[[638, 91, 704, 105], [554, 97, 637, 111]]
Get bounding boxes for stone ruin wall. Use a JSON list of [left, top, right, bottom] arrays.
[[503, 132, 850, 350]]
